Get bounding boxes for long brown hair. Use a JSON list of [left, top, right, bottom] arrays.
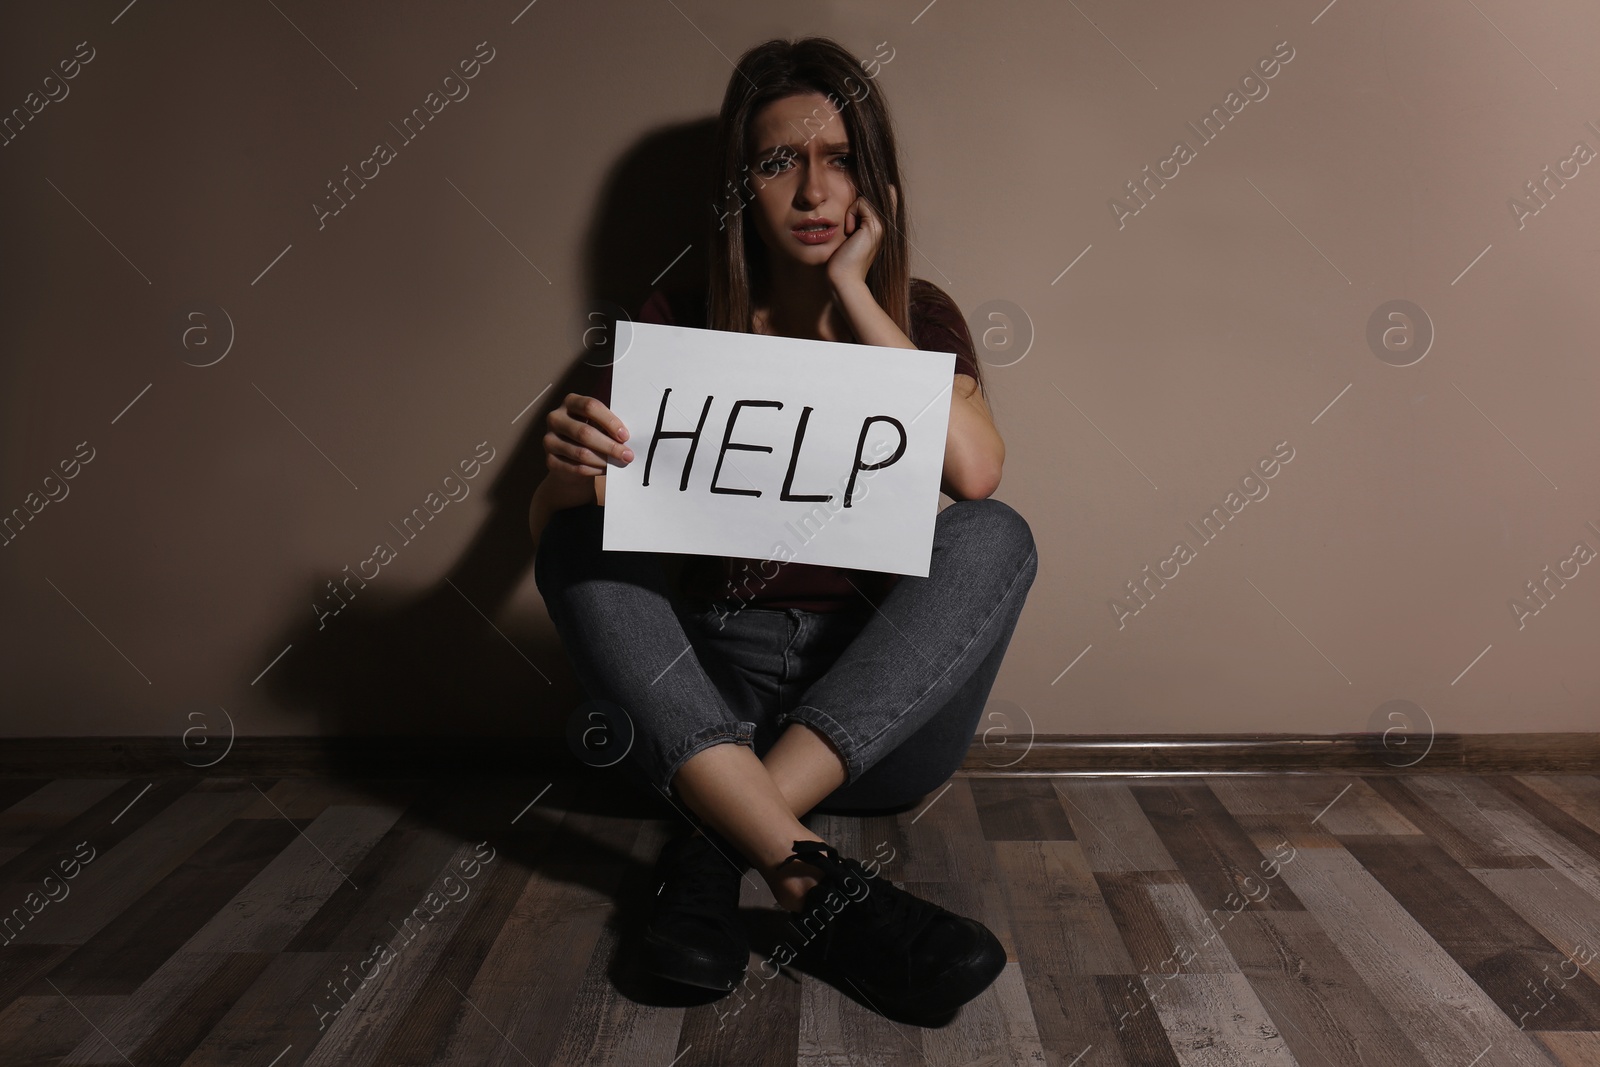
[[708, 37, 911, 341]]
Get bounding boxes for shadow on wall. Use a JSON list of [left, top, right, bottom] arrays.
[[254, 118, 719, 752]]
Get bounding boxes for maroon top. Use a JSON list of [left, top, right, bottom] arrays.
[[594, 279, 983, 612]]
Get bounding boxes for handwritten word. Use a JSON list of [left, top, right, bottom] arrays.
[[1, 40, 96, 149], [715, 841, 896, 1030], [311, 840, 496, 1030], [314, 41, 496, 230], [1110, 441, 1295, 629], [1513, 940, 1595, 1029], [1509, 520, 1600, 630], [1114, 840, 1298, 1030], [315, 440, 497, 629], [1, 840, 97, 945], [1, 440, 96, 549], [715, 41, 896, 230], [641, 390, 905, 508], [1110, 41, 1296, 230], [1508, 122, 1600, 230]]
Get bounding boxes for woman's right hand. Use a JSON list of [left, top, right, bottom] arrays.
[[544, 393, 632, 477]]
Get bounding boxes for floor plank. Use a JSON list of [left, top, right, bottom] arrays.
[[1426, 777, 1600, 903], [921, 961, 1049, 1066], [1096, 973, 1182, 1066], [1486, 776, 1600, 867], [1002, 972, 1128, 1066], [1144, 972, 1297, 1066], [11, 786, 263, 946], [1512, 776, 1600, 837], [1535, 1031, 1600, 1066], [0, 993, 127, 1067], [971, 778, 1077, 842], [993, 840, 1134, 976], [1471, 867, 1600, 986], [62, 950, 233, 1065], [46, 817, 303, 995], [0, 780, 127, 831], [1094, 871, 1191, 977], [301, 840, 495, 1067], [1223, 910, 1431, 1066], [0, 778, 175, 882], [1055, 781, 1176, 873], [548, 877, 688, 1066], [799, 969, 925, 1067], [174, 951, 336, 1067], [1340, 833, 1600, 1030], [1387, 777, 1554, 870], [1, 771, 1596, 1065], [1209, 775, 1421, 836], [129, 951, 275, 1066], [431, 783, 640, 1066], [1132, 783, 1307, 914], [0, 780, 56, 817], [1267, 842, 1557, 1066], [181, 802, 406, 954]]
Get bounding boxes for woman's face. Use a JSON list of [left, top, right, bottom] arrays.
[[745, 92, 857, 266]]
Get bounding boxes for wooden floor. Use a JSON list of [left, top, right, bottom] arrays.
[[1, 772, 1599, 1066]]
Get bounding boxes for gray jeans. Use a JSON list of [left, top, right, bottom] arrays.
[[534, 498, 1037, 814]]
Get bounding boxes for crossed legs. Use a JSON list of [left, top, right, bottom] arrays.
[[671, 721, 846, 912], [535, 497, 1037, 914]]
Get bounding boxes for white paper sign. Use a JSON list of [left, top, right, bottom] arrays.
[[602, 320, 955, 577]]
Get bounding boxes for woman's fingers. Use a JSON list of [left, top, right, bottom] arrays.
[[566, 393, 629, 444], [850, 192, 884, 239], [546, 422, 625, 469], [571, 418, 632, 463], [543, 431, 609, 475], [551, 458, 606, 477], [544, 394, 633, 475], [546, 453, 604, 476]]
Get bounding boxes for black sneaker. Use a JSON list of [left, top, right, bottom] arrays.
[[776, 839, 1006, 1025], [640, 827, 751, 992]]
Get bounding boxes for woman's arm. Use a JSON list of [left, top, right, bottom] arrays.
[[527, 469, 595, 555], [944, 370, 1005, 500], [528, 392, 632, 553], [831, 278, 1006, 500]]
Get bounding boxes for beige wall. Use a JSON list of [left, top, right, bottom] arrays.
[[2, 1, 1596, 743]]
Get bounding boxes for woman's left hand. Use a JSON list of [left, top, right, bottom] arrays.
[[826, 183, 897, 290]]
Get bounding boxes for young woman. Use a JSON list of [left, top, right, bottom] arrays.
[[529, 37, 1037, 1026]]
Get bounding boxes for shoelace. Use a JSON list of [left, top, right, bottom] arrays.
[[655, 834, 743, 924], [780, 840, 942, 949]]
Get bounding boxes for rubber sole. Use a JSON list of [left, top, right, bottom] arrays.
[[641, 931, 749, 993]]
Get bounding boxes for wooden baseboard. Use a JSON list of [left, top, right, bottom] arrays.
[[956, 733, 1600, 775], [0, 733, 1595, 777]]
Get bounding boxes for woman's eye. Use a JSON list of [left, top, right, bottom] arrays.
[[759, 156, 793, 176], [832, 154, 852, 168]]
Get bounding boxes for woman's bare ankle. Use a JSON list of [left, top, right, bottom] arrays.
[[763, 858, 825, 912], [759, 837, 834, 912]]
